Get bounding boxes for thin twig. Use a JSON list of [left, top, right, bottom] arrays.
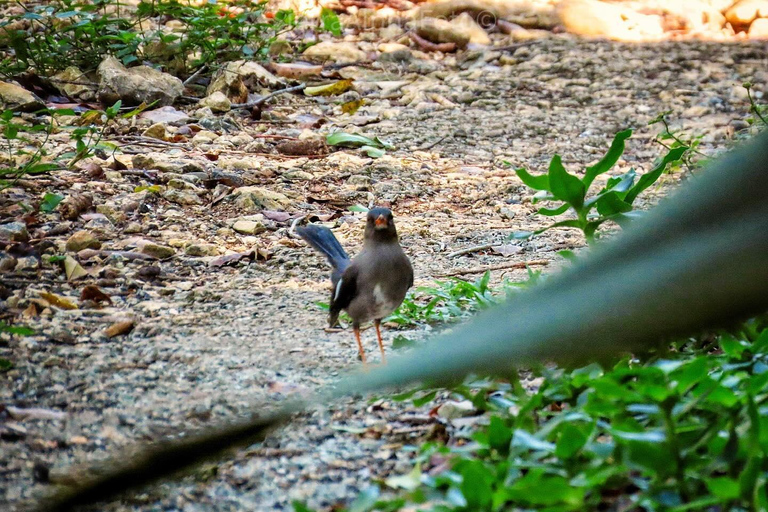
[[447, 243, 495, 258], [418, 135, 448, 151], [436, 259, 549, 277], [183, 65, 208, 87], [231, 83, 307, 109]]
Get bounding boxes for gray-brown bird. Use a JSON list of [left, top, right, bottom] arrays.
[[297, 208, 413, 364]]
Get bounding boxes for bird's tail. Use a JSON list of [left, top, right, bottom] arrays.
[[296, 224, 350, 271]]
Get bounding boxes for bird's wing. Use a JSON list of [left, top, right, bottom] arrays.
[[330, 264, 358, 316]]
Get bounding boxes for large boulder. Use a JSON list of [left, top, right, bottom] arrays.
[[98, 56, 183, 107], [0, 81, 44, 111]]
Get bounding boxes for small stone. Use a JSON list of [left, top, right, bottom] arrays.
[[132, 154, 155, 169], [191, 130, 219, 145], [124, 222, 143, 234], [66, 231, 101, 252], [0, 256, 17, 271], [199, 91, 231, 113], [141, 243, 175, 259], [412, 18, 470, 47], [347, 175, 372, 190], [233, 186, 291, 211], [163, 189, 203, 205], [232, 220, 266, 235], [303, 41, 367, 64], [142, 122, 167, 140], [725, 0, 768, 26], [185, 243, 220, 257], [0, 222, 29, 242], [282, 170, 313, 182], [500, 207, 516, 220], [15, 256, 38, 271], [450, 13, 491, 46], [730, 119, 750, 131]]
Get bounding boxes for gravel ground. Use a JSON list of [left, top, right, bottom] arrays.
[[2, 37, 766, 511]]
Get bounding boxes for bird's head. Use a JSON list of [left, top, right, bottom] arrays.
[[365, 207, 398, 242]]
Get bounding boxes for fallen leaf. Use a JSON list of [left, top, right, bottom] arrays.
[[104, 320, 135, 338], [40, 292, 78, 310], [341, 99, 364, 115], [6, 406, 67, 421], [21, 303, 38, 318], [492, 244, 523, 257], [304, 79, 353, 97], [209, 250, 256, 267], [80, 285, 112, 305], [64, 255, 88, 281]]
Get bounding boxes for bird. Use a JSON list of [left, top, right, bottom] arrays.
[[297, 207, 414, 365]]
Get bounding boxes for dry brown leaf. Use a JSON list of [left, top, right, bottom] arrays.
[[104, 320, 135, 338], [491, 244, 522, 257], [80, 285, 112, 305], [59, 194, 93, 221], [39, 292, 78, 310], [21, 303, 38, 318], [64, 255, 88, 281]]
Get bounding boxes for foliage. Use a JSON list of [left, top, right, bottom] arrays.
[[649, 112, 706, 174], [0, 0, 295, 77], [297, 320, 768, 512], [0, 109, 58, 189], [319, 7, 342, 37], [744, 82, 768, 130], [387, 270, 540, 327], [512, 129, 687, 244], [327, 132, 391, 158]]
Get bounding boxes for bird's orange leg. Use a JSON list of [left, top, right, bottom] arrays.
[[354, 325, 367, 366], [374, 320, 387, 364]]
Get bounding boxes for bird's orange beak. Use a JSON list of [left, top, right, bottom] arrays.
[[375, 215, 387, 229]]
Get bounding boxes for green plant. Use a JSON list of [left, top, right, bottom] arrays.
[[298, 321, 768, 512], [327, 132, 391, 158], [650, 112, 706, 173], [0, 0, 295, 78], [319, 7, 342, 37], [513, 129, 687, 244], [0, 110, 59, 189], [744, 82, 768, 129]]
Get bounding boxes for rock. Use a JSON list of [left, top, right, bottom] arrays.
[[556, 0, 664, 41], [379, 47, 413, 63], [0, 255, 16, 272], [51, 67, 96, 100], [199, 91, 231, 113], [233, 186, 291, 211], [415, 0, 559, 29], [450, 13, 491, 46], [725, 0, 768, 26], [139, 106, 193, 125], [142, 122, 167, 140], [97, 56, 183, 107], [66, 231, 101, 252], [412, 18, 471, 47], [0, 222, 29, 242], [0, 81, 44, 112], [140, 243, 175, 259], [303, 41, 367, 64], [162, 189, 203, 205], [749, 17, 768, 37], [282, 170, 313, 181], [347, 174, 372, 189], [191, 130, 220, 145], [15, 256, 38, 271], [232, 219, 266, 235], [184, 243, 220, 257], [124, 222, 143, 234], [380, 23, 405, 40], [207, 61, 282, 103]]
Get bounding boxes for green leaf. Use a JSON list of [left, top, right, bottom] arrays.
[[360, 145, 385, 158], [0, 358, 13, 372], [487, 416, 512, 454], [392, 335, 416, 349], [514, 167, 549, 191], [537, 203, 569, 216], [105, 100, 122, 118], [595, 192, 632, 217], [349, 486, 380, 512], [326, 132, 389, 149], [511, 429, 555, 452], [26, 163, 60, 174], [583, 129, 632, 188], [40, 192, 64, 212], [348, 204, 369, 213], [547, 155, 585, 210], [705, 477, 740, 500], [0, 322, 34, 336], [320, 7, 342, 37], [456, 460, 493, 509], [625, 146, 688, 204], [507, 471, 584, 506], [555, 423, 590, 459], [275, 9, 296, 25]]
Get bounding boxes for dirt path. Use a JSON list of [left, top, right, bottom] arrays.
[[2, 38, 765, 511]]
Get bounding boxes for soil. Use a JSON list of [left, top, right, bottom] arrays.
[[1, 37, 766, 511]]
